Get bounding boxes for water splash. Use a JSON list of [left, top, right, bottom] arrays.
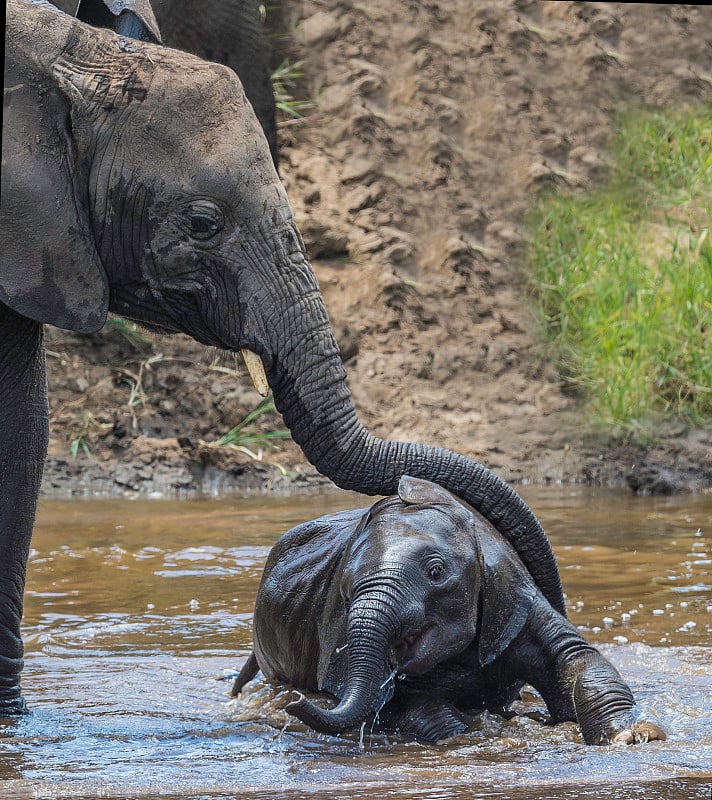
[[14, 489, 712, 797]]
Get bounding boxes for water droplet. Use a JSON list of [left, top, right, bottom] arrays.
[[189, 599, 200, 611], [602, 616, 614, 628], [613, 635, 628, 644], [675, 621, 695, 633], [652, 609, 664, 616]]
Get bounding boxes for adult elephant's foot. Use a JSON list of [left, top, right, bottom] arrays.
[[0, 667, 28, 716], [612, 720, 667, 745], [0, 690, 28, 718]]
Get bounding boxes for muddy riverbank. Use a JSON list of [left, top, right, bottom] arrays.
[[41, 1, 712, 497]]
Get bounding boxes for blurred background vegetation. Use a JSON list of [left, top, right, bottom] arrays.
[[530, 105, 712, 441]]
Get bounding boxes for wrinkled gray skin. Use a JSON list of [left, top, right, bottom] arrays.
[[233, 477, 666, 746], [52, 0, 278, 165], [1, 0, 562, 714]]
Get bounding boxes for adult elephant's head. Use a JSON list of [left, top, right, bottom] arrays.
[[1, 0, 563, 614]]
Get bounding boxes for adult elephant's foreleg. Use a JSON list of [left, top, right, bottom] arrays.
[[0, 305, 49, 715]]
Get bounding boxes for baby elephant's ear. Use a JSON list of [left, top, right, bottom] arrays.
[[397, 475, 475, 526], [76, 0, 162, 43], [476, 525, 537, 668], [398, 475, 464, 508]]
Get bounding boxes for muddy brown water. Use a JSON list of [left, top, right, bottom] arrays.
[[1, 488, 710, 799]]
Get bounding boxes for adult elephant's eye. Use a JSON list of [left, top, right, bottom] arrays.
[[427, 560, 446, 581], [182, 200, 224, 240]]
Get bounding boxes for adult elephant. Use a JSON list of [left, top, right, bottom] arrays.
[[0, 0, 563, 715]]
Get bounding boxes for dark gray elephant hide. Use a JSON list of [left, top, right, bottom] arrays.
[[2, 0, 563, 716], [233, 477, 666, 746], [51, 0, 278, 164]]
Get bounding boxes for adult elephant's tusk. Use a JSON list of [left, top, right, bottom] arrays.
[[241, 349, 270, 397]]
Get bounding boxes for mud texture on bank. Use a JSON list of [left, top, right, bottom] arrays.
[[41, 1, 712, 497]]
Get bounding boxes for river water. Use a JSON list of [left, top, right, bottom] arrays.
[[1, 488, 710, 799]]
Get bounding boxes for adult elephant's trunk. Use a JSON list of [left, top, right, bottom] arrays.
[[264, 278, 566, 616], [286, 588, 401, 735]]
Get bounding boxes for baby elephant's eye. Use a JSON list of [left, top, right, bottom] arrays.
[[182, 200, 224, 240], [427, 560, 446, 581]]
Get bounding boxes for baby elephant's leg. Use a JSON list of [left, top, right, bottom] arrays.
[[378, 694, 472, 743], [515, 606, 666, 745], [567, 651, 666, 745]]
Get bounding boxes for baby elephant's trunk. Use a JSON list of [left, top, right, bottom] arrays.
[[286, 591, 401, 735]]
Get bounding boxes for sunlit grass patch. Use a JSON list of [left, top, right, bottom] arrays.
[[530, 106, 712, 439]]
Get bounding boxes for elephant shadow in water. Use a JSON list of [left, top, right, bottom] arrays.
[[232, 476, 666, 746]]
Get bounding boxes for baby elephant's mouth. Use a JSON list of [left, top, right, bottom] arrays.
[[391, 625, 435, 672]]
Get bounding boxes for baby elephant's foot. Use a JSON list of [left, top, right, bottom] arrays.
[[612, 721, 666, 745]]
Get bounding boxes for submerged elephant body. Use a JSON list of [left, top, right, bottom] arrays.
[[234, 477, 665, 746], [2, 0, 562, 713]]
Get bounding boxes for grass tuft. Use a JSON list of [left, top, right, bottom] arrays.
[[530, 106, 712, 439], [104, 316, 151, 349], [215, 397, 291, 448], [271, 59, 311, 120]]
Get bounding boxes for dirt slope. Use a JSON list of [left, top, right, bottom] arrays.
[[42, 1, 712, 496]]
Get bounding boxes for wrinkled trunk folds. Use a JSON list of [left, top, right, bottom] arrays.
[[267, 294, 566, 616], [287, 592, 401, 735]]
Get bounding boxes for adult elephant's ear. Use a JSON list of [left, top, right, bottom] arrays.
[[475, 525, 537, 668], [0, 67, 108, 333], [76, 0, 162, 43]]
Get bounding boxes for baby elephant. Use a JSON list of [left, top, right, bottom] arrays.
[[233, 477, 665, 745]]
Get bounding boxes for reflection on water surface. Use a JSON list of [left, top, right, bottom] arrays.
[[1, 488, 710, 799]]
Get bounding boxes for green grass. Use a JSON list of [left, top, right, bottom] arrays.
[[530, 106, 712, 439], [271, 59, 311, 120], [104, 316, 151, 349], [215, 397, 291, 449]]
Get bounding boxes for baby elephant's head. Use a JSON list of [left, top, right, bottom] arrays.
[[288, 476, 535, 736], [339, 476, 481, 676]]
